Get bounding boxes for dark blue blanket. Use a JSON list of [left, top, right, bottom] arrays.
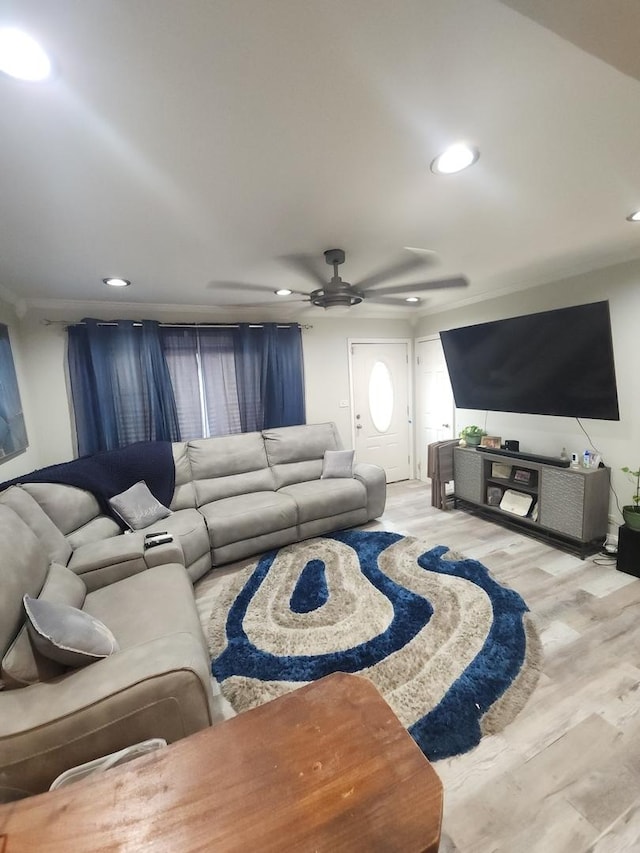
[[0, 441, 176, 527]]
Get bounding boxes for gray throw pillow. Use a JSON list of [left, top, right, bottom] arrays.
[[321, 449, 355, 479], [108, 480, 171, 530], [23, 595, 119, 667]]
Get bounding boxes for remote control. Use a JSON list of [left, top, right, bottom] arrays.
[[144, 533, 173, 549]]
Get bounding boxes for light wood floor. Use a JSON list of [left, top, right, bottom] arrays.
[[194, 480, 640, 853]]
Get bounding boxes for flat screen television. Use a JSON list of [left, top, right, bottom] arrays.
[[439, 301, 620, 420]]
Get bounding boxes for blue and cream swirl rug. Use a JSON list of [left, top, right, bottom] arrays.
[[209, 529, 541, 761]]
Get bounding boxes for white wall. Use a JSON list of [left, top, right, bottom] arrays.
[[415, 258, 640, 529]]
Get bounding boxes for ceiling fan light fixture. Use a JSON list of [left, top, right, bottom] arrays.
[[275, 288, 292, 296], [430, 143, 479, 175], [405, 296, 420, 303], [626, 210, 640, 222], [310, 288, 363, 309], [0, 27, 52, 81], [103, 277, 131, 288]]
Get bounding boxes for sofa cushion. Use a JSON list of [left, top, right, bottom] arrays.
[[170, 441, 197, 510], [23, 596, 119, 667], [199, 491, 298, 549], [0, 486, 73, 565], [321, 449, 355, 479], [188, 433, 275, 504], [263, 422, 342, 489], [108, 481, 172, 530], [67, 516, 122, 550], [83, 562, 206, 655], [2, 563, 86, 688], [21, 482, 103, 535], [0, 505, 50, 660], [263, 422, 342, 464], [278, 478, 367, 524]]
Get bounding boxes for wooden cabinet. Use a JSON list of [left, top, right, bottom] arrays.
[[453, 447, 610, 556]]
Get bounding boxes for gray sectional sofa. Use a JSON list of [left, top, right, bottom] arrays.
[[0, 422, 386, 799]]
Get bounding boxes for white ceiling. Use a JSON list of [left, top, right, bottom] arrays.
[[1, 0, 639, 321]]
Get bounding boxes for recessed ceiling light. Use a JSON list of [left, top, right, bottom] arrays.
[[626, 210, 640, 222], [103, 277, 131, 288], [275, 288, 292, 296], [405, 296, 420, 303], [430, 143, 479, 175], [0, 28, 52, 81]]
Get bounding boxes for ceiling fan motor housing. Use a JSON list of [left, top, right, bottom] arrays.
[[310, 287, 364, 308], [324, 249, 346, 267]]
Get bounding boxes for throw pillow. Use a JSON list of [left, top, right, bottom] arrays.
[[108, 481, 171, 530], [23, 595, 119, 668], [321, 449, 355, 479], [2, 563, 87, 688]]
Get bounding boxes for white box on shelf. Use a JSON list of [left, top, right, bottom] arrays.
[[499, 489, 533, 517]]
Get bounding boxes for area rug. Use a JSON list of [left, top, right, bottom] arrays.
[[208, 529, 542, 761]]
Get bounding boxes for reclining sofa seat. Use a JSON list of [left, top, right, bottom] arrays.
[[182, 422, 386, 566], [0, 504, 215, 800]]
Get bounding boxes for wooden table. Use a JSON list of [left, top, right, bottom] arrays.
[[0, 672, 443, 852]]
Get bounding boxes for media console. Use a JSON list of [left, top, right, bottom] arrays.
[[453, 446, 610, 557]]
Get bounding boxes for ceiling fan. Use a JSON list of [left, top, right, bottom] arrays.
[[208, 249, 469, 310]]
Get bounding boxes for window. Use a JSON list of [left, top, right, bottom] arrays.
[[368, 360, 393, 433], [68, 321, 306, 453]]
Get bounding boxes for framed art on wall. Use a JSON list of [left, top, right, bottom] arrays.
[[0, 324, 28, 460]]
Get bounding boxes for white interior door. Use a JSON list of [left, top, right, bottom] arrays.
[[350, 341, 411, 483], [416, 338, 455, 482]]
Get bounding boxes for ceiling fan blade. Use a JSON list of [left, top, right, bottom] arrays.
[[364, 295, 423, 306], [354, 252, 437, 290], [365, 276, 469, 297], [278, 253, 327, 287]]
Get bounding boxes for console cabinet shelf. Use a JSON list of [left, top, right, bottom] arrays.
[[453, 447, 610, 557]]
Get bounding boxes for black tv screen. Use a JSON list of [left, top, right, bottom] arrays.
[[439, 301, 620, 420]]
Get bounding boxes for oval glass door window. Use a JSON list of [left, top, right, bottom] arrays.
[[369, 361, 394, 433]]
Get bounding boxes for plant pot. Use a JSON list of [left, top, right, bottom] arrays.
[[464, 435, 483, 447], [623, 506, 640, 532]]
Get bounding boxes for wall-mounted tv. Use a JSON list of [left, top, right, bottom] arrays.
[[439, 301, 620, 420]]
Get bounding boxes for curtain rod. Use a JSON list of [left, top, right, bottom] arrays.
[[42, 320, 313, 330]]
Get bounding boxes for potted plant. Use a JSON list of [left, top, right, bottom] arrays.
[[459, 425, 487, 448], [622, 466, 640, 531]]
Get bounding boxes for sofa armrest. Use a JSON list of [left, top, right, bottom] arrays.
[[68, 533, 185, 591], [0, 632, 214, 797], [353, 462, 387, 519]]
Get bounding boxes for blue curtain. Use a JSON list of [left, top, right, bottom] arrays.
[[68, 319, 180, 455], [233, 324, 305, 431]]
